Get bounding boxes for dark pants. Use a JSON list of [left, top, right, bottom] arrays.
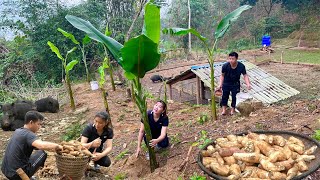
[[143, 135, 169, 148], [220, 84, 240, 108], [88, 148, 111, 167], [8, 150, 47, 180], [94, 155, 111, 167]]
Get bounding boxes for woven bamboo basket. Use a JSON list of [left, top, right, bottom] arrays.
[[55, 154, 90, 180]]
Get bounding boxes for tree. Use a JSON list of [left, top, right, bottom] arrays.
[[240, 0, 280, 17], [187, 0, 191, 52], [125, 0, 148, 42]]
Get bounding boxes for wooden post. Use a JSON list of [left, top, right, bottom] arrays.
[[298, 53, 301, 64], [169, 84, 173, 100], [196, 77, 201, 104], [200, 81, 204, 101], [191, 84, 194, 95], [268, 50, 271, 60], [254, 53, 257, 63], [280, 51, 284, 64]]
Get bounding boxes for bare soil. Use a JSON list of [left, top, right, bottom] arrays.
[[0, 57, 320, 180]]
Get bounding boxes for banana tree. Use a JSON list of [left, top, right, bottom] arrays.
[[47, 41, 78, 111], [163, 5, 252, 121], [57, 28, 91, 83], [98, 58, 110, 115], [66, 2, 161, 172], [102, 27, 116, 91]]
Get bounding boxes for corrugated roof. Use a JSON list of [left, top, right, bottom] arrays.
[[190, 60, 300, 104]]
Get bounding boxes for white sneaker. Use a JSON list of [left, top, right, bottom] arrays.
[[93, 164, 101, 171]]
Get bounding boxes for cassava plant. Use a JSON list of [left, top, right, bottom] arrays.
[[47, 41, 78, 111], [66, 1, 161, 172], [57, 28, 91, 83], [98, 56, 110, 115], [163, 5, 252, 121]]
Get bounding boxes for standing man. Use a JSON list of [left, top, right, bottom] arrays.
[[1, 111, 62, 179], [217, 52, 251, 115]]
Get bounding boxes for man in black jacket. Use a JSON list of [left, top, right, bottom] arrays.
[[216, 52, 251, 115]]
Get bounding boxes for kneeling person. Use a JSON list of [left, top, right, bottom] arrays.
[[81, 112, 113, 168], [1, 111, 63, 179], [135, 100, 170, 157]]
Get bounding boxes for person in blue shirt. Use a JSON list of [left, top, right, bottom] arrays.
[[217, 52, 251, 115], [135, 100, 169, 157]]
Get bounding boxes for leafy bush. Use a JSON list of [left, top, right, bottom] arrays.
[[61, 121, 85, 141], [190, 173, 206, 180], [0, 88, 15, 104], [227, 38, 257, 51], [192, 130, 212, 149], [312, 129, 320, 141], [114, 173, 127, 180], [197, 113, 208, 125], [115, 149, 129, 160]]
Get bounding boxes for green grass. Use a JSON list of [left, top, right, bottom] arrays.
[[190, 173, 206, 180], [312, 129, 320, 141], [272, 49, 320, 64], [114, 173, 127, 180]]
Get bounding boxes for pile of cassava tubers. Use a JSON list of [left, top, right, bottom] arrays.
[[201, 132, 317, 180], [56, 140, 93, 158]]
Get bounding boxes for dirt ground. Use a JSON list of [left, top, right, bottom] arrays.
[[0, 55, 320, 179]]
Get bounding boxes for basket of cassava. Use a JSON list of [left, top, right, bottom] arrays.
[[55, 140, 93, 180], [197, 130, 320, 180]]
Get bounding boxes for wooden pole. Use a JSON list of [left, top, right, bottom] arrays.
[[191, 84, 194, 95], [188, 0, 191, 53], [196, 77, 201, 104], [200, 81, 204, 101], [280, 51, 284, 64], [268, 50, 271, 60]]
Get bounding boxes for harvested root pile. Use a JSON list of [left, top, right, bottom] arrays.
[[201, 132, 317, 180], [38, 163, 59, 178], [56, 140, 93, 158]]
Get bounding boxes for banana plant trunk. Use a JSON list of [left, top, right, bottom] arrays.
[[163, 80, 167, 105], [108, 65, 116, 91], [209, 62, 217, 121], [83, 57, 90, 83], [101, 87, 110, 115], [134, 77, 158, 172], [65, 72, 76, 111], [141, 103, 158, 172], [81, 49, 90, 83]]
